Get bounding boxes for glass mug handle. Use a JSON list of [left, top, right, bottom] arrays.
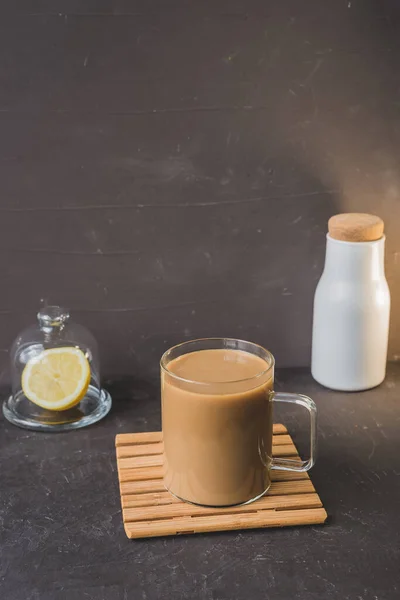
[[271, 393, 317, 472]]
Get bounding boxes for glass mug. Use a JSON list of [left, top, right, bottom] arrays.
[[161, 338, 317, 507]]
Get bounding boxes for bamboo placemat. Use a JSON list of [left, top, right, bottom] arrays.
[[115, 424, 327, 539]]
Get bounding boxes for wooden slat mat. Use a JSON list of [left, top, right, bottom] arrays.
[[116, 425, 327, 539]]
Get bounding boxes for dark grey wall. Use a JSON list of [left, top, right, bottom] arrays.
[[1, 0, 400, 381]]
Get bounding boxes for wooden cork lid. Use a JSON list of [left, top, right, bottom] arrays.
[[328, 213, 384, 242]]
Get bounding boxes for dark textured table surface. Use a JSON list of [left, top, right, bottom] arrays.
[[1, 366, 400, 600]]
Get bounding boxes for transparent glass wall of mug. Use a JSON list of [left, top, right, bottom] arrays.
[[161, 338, 316, 507]]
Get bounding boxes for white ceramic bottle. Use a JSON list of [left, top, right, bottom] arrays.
[[311, 213, 390, 391]]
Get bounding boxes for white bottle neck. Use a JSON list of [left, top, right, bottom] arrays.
[[324, 234, 386, 281]]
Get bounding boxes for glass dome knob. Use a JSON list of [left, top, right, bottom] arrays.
[[38, 306, 70, 331]]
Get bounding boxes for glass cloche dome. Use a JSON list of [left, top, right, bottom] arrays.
[[3, 306, 112, 431]]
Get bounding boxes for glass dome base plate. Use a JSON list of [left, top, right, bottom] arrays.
[[2, 385, 112, 432]]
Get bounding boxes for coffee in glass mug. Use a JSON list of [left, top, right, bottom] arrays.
[[161, 338, 317, 507]]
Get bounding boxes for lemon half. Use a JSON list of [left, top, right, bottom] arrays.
[[22, 347, 91, 411]]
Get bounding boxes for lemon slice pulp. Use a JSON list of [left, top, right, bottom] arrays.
[[22, 347, 91, 411]]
